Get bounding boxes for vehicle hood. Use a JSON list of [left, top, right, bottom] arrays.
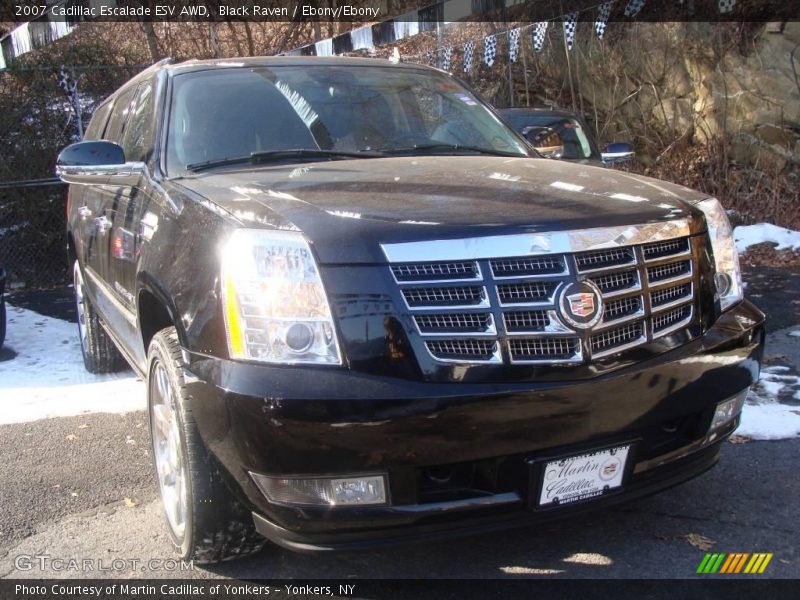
[[174, 156, 708, 264]]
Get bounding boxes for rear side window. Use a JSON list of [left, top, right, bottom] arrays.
[[103, 86, 137, 145], [84, 101, 112, 140], [121, 79, 155, 162]]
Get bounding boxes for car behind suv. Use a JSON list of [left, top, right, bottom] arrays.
[[57, 57, 764, 563], [499, 107, 634, 166]]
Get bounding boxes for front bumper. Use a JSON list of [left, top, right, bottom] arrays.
[[183, 300, 764, 551]]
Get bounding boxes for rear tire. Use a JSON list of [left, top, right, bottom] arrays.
[[147, 327, 265, 563], [73, 262, 123, 373]]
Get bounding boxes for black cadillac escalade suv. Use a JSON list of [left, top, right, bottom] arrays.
[[56, 57, 764, 563]]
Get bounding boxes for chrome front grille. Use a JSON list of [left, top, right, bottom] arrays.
[[384, 226, 700, 365]]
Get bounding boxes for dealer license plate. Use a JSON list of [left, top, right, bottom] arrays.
[[537, 444, 630, 507]]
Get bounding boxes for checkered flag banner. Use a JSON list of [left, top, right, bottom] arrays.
[[563, 12, 579, 51], [463, 40, 474, 72], [624, 0, 645, 17], [508, 28, 521, 63], [57, 65, 78, 98], [441, 46, 453, 71], [719, 0, 736, 13], [532, 21, 548, 52], [484, 34, 497, 67], [595, 2, 614, 39]]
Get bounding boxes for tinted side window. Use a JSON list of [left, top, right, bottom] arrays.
[[84, 101, 113, 141], [121, 79, 155, 162], [103, 86, 137, 145]]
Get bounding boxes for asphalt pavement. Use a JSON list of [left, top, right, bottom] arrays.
[[0, 268, 797, 580]]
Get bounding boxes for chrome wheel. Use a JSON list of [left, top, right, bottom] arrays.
[[150, 361, 188, 540], [73, 263, 88, 349]]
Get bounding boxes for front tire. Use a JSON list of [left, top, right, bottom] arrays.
[[73, 262, 123, 373], [147, 327, 265, 563]]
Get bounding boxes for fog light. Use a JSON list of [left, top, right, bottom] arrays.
[[250, 472, 387, 506], [714, 272, 732, 297], [709, 389, 747, 432]]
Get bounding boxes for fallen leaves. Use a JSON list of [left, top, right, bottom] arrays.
[[65, 434, 78, 441], [657, 532, 717, 551], [728, 434, 752, 444], [123, 497, 137, 508]]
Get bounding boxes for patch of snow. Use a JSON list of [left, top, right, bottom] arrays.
[[739, 371, 800, 440], [788, 330, 800, 338], [734, 223, 800, 253], [739, 402, 800, 441], [0, 306, 145, 425]]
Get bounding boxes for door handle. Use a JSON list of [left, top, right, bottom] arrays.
[[78, 206, 92, 220], [94, 215, 112, 234]]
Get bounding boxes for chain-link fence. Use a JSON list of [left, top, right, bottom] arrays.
[[0, 180, 68, 292]]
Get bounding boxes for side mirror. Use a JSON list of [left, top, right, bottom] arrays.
[[601, 142, 635, 164], [56, 141, 143, 185]]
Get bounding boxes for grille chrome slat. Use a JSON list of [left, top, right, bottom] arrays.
[[415, 313, 495, 336], [497, 281, 557, 305], [591, 320, 647, 358], [590, 269, 641, 298], [650, 282, 693, 313], [643, 238, 690, 261], [652, 305, 693, 338], [597, 295, 645, 329], [402, 286, 488, 309], [509, 337, 582, 364], [490, 256, 568, 278], [391, 261, 480, 283], [647, 260, 692, 284], [575, 247, 636, 273], [388, 234, 698, 364], [426, 339, 501, 363]]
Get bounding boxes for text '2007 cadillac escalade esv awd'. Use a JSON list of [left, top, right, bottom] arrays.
[[56, 57, 765, 563]]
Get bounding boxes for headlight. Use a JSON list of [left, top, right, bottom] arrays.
[[696, 198, 743, 311], [221, 229, 341, 364]]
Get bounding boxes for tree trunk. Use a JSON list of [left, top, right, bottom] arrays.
[[209, 23, 221, 58], [140, 22, 162, 62], [243, 22, 255, 56]]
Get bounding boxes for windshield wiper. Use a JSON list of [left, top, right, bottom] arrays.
[[378, 144, 527, 158], [186, 149, 383, 172]]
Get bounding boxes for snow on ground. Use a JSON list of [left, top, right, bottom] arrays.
[[739, 366, 800, 441], [734, 223, 800, 253], [0, 306, 144, 425]]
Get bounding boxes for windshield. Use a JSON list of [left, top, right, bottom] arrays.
[[503, 113, 597, 160], [166, 65, 530, 175]]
